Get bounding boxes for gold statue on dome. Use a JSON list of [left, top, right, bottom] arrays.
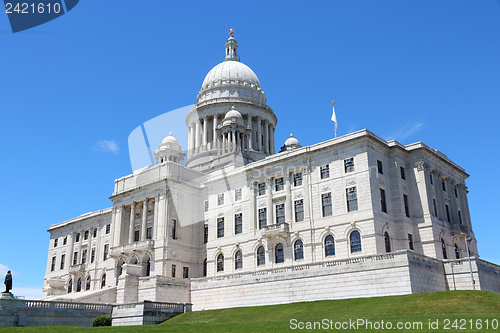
[[227, 26, 234, 37]]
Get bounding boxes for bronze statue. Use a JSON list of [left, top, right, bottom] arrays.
[[4, 270, 12, 293]]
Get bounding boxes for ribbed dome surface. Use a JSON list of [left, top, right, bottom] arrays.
[[201, 61, 261, 90]]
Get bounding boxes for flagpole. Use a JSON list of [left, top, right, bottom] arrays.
[[331, 101, 337, 138]]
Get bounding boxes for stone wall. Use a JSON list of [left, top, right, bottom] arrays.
[[112, 301, 191, 326], [443, 258, 500, 293]]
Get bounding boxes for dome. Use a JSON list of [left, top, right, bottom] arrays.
[[224, 106, 243, 120], [161, 132, 178, 144], [201, 61, 261, 91], [285, 134, 300, 147]]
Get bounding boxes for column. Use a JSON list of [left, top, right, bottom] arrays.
[[250, 182, 256, 230], [213, 115, 218, 150], [203, 116, 208, 151], [248, 116, 253, 150], [263, 120, 268, 154], [266, 177, 274, 224], [256, 116, 261, 152], [302, 167, 311, 221], [112, 205, 123, 246], [271, 127, 275, 154], [141, 199, 148, 241], [128, 203, 135, 243], [267, 124, 272, 154], [285, 172, 292, 223]]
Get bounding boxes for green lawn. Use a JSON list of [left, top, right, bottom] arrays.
[[1, 291, 499, 332]]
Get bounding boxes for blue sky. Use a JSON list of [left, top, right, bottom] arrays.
[[1, 1, 499, 299]]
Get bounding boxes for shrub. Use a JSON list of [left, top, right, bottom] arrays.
[[93, 316, 112, 327]]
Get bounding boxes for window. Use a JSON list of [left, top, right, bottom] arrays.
[[235, 250, 243, 270], [441, 239, 447, 259], [276, 203, 285, 224], [321, 193, 332, 217], [204, 200, 209, 212], [101, 274, 106, 288], [275, 177, 284, 191], [235, 213, 242, 234], [86, 276, 91, 291], [93, 228, 97, 238], [60, 254, 65, 270], [430, 172, 434, 185], [54, 238, 58, 248], [320, 165, 330, 179], [51, 256, 56, 272], [258, 182, 266, 196], [134, 230, 140, 242], [433, 199, 438, 217], [294, 240, 304, 260], [91, 248, 95, 263], [324, 235, 335, 257], [204, 224, 208, 243], [294, 200, 304, 222], [408, 234, 414, 250], [455, 244, 460, 259], [172, 219, 177, 239], [384, 232, 391, 253], [257, 246, 265, 266], [344, 158, 354, 173], [346, 187, 358, 212], [147, 227, 152, 239], [82, 249, 87, 264], [76, 278, 82, 292], [73, 252, 78, 265], [377, 160, 383, 174], [75, 233, 80, 242], [403, 194, 410, 218], [68, 279, 72, 293], [442, 179, 447, 192], [103, 244, 109, 261], [454, 186, 458, 198], [380, 189, 387, 213], [400, 166, 406, 180], [235, 188, 242, 201], [171, 264, 176, 277], [105, 224, 111, 234], [84, 230, 89, 240], [217, 217, 224, 238], [217, 254, 224, 272], [445, 204, 451, 222], [183, 267, 189, 278], [258, 208, 267, 229], [218, 193, 224, 206], [275, 243, 284, 263], [350, 230, 362, 253], [63, 236, 67, 245], [202, 259, 207, 277], [458, 210, 462, 224], [293, 172, 302, 186]]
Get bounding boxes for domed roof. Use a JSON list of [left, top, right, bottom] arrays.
[[284, 134, 301, 148], [224, 106, 243, 119], [161, 132, 178, 144], [201, 61, 261, 91]]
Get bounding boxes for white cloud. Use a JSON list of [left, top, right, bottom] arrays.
[[387, 122, 424, 142], [0, 263, 9, 276], [12, 286, 43, 300], [93, 139, 120, 154]]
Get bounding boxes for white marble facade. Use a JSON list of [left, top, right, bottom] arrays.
[[42, 34, 498, 308]]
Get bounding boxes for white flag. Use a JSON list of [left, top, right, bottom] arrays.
[[331, 101, 337, 137]]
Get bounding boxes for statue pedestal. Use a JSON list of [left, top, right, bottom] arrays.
[[1, 292, 15, 300]]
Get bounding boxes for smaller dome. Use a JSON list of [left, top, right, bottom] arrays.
[[161, 132, 178, 144], [285, 134, 300, 147], [224, 106, 243, 120]]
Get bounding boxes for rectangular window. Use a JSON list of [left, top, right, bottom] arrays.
[[75, 233, 80, 242], [445, 204, 451, 222], [147, 227, 152, 239], [294, 199, 304, 222], [172, 219, 177, 239], [93, 228, 97, 238], [377, 160, 383, 174], [53, 238, 58, 248], [103, 244, 109, 261], [105, 224, 111, 234], [293, 172, 302, 186], [235, 213, 242, 234], [63, 236, 67, 245], [275, 177, 284, 191], [204, 224, 208, 243], [91, 248, 95, 263], [321, 193, 332, 217], [258, 182, 266, 196], [403, 194, 410, 218], [73, 252, 78, 265], [51, 256, 56, 272], [344, 158, 355, 173], [82, 249, 87, 264], [276, 204, 285, 224], [408, 234, 414, 250], [458, 210, 462, 224], [433, 199, 438, 216], [171, 264, 176, 278], [204, 200, 209, 212], [60, 254, 65, 270], [454, 186, 458, 198], [217, 217, 224, 238], [84, 230, 89, 240], [430, 172, 434, 185], [235, 188, 242, 201], [380, 188, 387, 213], [346, 187, 358, 212], [320, 165, 330, 179], [183, 267, 189, 279], [218, 193, 224, 206], [258, 208, 267, 229], [400, 166, 406, 180], [442, 179, 447, 192], [134, 230, 140, 242]]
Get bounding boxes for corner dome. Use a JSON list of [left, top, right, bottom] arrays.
[[285, 134, 300, 147], [161, 132, 178, 144], [224, 106, 243, 119]]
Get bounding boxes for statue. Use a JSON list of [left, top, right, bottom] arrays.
[[4, 270, 12, 293]]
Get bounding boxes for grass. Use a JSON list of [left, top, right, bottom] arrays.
[[0, 291, 499, 332]]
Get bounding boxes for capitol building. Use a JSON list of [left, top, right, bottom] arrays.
[[41, 33, 500, 323]]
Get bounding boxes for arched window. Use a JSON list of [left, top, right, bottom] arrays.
[[324, 235, 335, 257], [217, 254, 224, 272], [275, 243, 284, 263], [257, 246, 265, 266], [455, 244, 460, 259], [86, 276, 91, 291], [76, 278, 82, 292], [146, 260, 151, 276], [67, 279, 72, 293], [384, 232, 391, 253], [203, 258, 207, 277], [294, 239, 304, 260], [101, 274, 106, 288], [441, 238, 447, 259], [129, 256, 138, 265], [350, 230, 362, 253], [235, 250, 243, 270], [142, 254, 151, 277]]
